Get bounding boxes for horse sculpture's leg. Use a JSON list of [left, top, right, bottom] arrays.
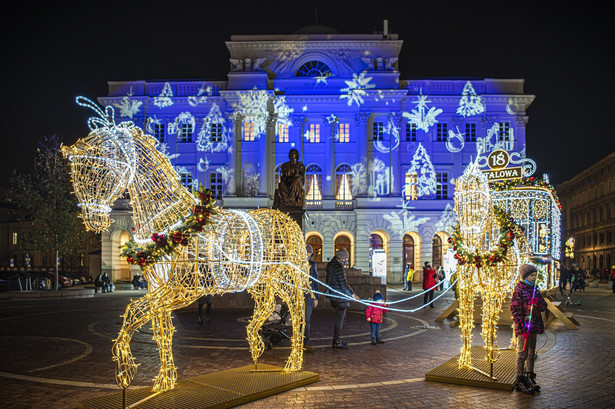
[[246, 284, 277, 368], [480, 288, 505, 365], [151, 309, 177, 391], [112, 295, 156, 389], [457, 269, 476, 368], [279, 276, 306, 372]]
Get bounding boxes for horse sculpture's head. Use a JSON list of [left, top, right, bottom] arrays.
[[454, 161, 491, 242], [62, 97, 137, 232]]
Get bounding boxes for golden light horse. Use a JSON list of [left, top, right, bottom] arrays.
[[453, 161, 529, 378], [62, 98, 311, 392]]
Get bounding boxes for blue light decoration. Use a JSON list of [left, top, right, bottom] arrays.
[[97, 27, 536, 284]]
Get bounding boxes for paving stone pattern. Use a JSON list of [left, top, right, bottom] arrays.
[[0, 285, 613, 408]]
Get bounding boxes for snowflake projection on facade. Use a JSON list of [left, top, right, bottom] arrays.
[[434, 203, 458, 234], [302, 104, 309, 112], [383, 210, 430, 240], [403, 92, 443, 132], [231, 89, 272, 140], [196, 103, 228, 153], [274, 95, 294, 125], [457, 81, 485, 117], [314, 76, 328, 85], [188, 83, 212, 107], [168, 112, 196, 141], [340, 71, 375, 107], [349, 162, 367, 196], [445, 126, 465, 153], [153, 82, 174, 108], [112, 96, 143, 119], [409, 143, 437, 197], [243, 173, 260, 197], [157, 142, 180, 162], [374, 117, 401, 153]]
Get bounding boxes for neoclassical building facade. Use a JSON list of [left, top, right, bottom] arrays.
[[98, 26, 535, 284], [558, 152, 615, 271]]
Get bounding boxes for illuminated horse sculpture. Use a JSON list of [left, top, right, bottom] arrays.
[[62, 98, 311, 392], [453, 161, 529, 377]]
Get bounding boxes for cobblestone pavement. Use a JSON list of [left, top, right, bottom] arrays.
[[0, 284, 613, 408]]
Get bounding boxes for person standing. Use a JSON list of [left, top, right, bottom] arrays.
[[436, 265, 446, 291], [404, 264, 414, 291], [510, 264, 548, 394], [422, 262, 437, 308], [197, 295, 213, 324], [304, 244, 320, 352], [365, 290, 388, 344], [326, 249, 359, 349], [559, 267, 568, 295], [610, 266, 615, 294]]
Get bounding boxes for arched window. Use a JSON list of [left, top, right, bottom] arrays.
[[334, 235, 351, 267], [307, 235, 323, 262], [305, 164, 323, 208], [432, 235, 442, 269], [336, 164, 353, 208], [403, 234, 415, 270], [369, 233, 384, 275], [296, 61, 333, 78]]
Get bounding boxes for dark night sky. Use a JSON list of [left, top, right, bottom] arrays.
[[1, 1, 613, 185]]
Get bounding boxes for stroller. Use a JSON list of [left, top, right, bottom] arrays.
[[260, 304, 291, 350]]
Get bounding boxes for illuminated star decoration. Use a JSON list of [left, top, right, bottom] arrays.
[[340, 71, 375, 107], [402, 91, 443, 132], [314, 75, 328, 85], [457, 81, 485, 117]]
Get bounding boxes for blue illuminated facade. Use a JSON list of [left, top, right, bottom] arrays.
[[99, 28, 535, 284]]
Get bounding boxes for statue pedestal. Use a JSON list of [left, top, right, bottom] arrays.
[[274, 206, 304, 229]]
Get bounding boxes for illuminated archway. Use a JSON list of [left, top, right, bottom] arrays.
[[110, 229, 132, 282], [333, 231, 354, 267], [305, 231, 323, 262], [369, 229, 390, 282]]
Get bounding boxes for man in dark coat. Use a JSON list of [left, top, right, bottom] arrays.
[[304, 244, 320, 352], [510, 264, 548, 394], [326, 249, 359, 349]]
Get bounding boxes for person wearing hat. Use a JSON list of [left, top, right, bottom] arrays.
[[365, 290, 388, 345], [304, 244, 320, 352], [510, 263, 548, 394], [422, 261, 437, 308], [326, 249, 360, 349]]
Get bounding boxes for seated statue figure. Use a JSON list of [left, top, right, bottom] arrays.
[[274, 149, 305, 208]]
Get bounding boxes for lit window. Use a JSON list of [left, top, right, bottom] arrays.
[[309, 124, 320, 143], [336, 164, 353, 208], [404, 172, 418, 200], [209, 172, 223, 199], [465, 123, 476, 142], [373, 122, 384, 141], [278, 123, 289, 143], [243, 121, 255, 141], [210, 123, 223, 142], [12, 232, 17, 245], [405, 122, 417, 142], [179, 122, 193, 143], [436, 123, 448, 142], [338, 123, 350, 143], [436, 172, 448, 199], [306, 164, 323, 208], [152, 123, 165, 143]]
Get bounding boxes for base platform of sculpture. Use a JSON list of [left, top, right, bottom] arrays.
[[76, 364, 319, 409], [425, 346, 516, 390]]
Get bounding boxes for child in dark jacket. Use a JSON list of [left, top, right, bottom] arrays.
[[510, 264, 548, 394], [365, 290, 388, 345]]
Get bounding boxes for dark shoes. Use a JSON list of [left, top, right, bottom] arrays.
[[527, 371, 541, 392], [430, 304, 435, 308], [376, 338, 385, 344], [515, 376, 535, 395], [371, 338, 377, 345], [332, 341, 349, 349]]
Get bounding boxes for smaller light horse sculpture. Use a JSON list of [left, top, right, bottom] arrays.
[[62, 98, 312, 392], [453, 162, 529, 378]]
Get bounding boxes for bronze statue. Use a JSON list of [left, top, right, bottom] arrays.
[[274, 149, 305, 208]]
